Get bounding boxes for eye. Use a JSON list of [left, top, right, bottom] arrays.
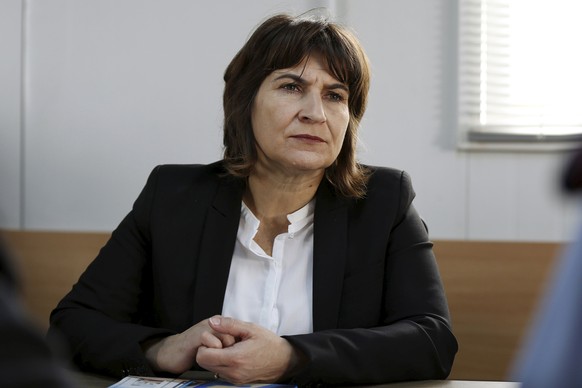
[[327, 91, 347, 103], [281, 83, 301, 93]]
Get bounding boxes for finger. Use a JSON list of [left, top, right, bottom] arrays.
[[217, 333, 237, 347], [200, 331, 223, 349], [196, 346, 231, 371], [196, 343, 254, 384], [208, 316, 251, 338]]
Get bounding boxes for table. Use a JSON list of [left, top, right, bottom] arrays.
[[72, 371, 521, 388], [368, 381, 520, 388]]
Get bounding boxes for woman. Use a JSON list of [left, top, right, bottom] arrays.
[[48, 13, 458, 386]]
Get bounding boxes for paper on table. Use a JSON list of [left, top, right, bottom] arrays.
[[108, 375, 296, 388]]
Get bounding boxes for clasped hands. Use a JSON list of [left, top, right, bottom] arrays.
[[142, 315, 302, 384]]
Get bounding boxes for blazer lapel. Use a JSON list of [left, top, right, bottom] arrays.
[[312, 180, 349, 331], [189, 174, 349, 330], [191, 176, 244, 324]]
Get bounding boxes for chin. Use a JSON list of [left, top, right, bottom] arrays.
[[288, 159, 327, 170]]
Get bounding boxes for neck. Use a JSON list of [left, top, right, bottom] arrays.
[[244, 169, 323, 221]]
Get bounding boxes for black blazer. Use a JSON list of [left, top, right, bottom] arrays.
[[48, 161, 457, 386]]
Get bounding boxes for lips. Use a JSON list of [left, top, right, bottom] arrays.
[[291, 134, 325, 142]]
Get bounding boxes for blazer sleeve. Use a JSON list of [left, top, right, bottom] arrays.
[[284, 170, 458, 386], [48, 166, 174, 378]]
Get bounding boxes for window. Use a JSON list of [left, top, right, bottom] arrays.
[[458, 0, 582, 149]]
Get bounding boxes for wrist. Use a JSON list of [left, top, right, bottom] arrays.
[[141, 336, 167, 372], [278, 339, 307, 382]]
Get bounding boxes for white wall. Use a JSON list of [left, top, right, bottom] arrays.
[[342, 0, 579, 241], [0, 0, 22, 228], [0, 0, 578, 241]]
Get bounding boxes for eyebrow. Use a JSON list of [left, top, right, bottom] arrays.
[[273, 73, 349, 93]]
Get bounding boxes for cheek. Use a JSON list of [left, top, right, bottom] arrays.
[[332, 104, 349, 124], [252, 98, 286, 131], [336, 128, 349, 154], [331, 115, 350, 157], [332, 110, 350, 141], [250, 103, 271, 142]]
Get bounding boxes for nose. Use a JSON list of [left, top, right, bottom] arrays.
[[299, 92, 326, 123]]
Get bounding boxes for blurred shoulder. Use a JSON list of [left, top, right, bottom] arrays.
[[144, 161, 236, 186], [364, 164, 413, 191], [141, 161, 239, 196], [153, 161, 227, 179]]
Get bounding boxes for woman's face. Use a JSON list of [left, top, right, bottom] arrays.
[[250, 53, 350, 179]]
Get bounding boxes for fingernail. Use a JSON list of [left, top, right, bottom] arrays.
[[209, 316, 221, 326]]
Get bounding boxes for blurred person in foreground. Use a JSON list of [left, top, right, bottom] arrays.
[[511, 148, 582, 387], [0, 238, 72, 388], [48, 12, 457, 386]]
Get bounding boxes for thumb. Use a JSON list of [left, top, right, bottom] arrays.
[[208, 315, 250, 338]]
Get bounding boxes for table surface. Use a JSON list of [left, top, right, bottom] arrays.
[[73, 371, 522, 388]]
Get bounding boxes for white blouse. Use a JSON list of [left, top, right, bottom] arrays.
[[221, 199, 315, 336]]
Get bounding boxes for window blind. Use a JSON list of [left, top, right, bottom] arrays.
[[458, 0, 582, 145]]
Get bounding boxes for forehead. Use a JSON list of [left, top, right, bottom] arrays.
[[269, 54, 344, 83]]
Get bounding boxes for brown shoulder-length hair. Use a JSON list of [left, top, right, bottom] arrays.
[[222, 12, 371, 198]]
